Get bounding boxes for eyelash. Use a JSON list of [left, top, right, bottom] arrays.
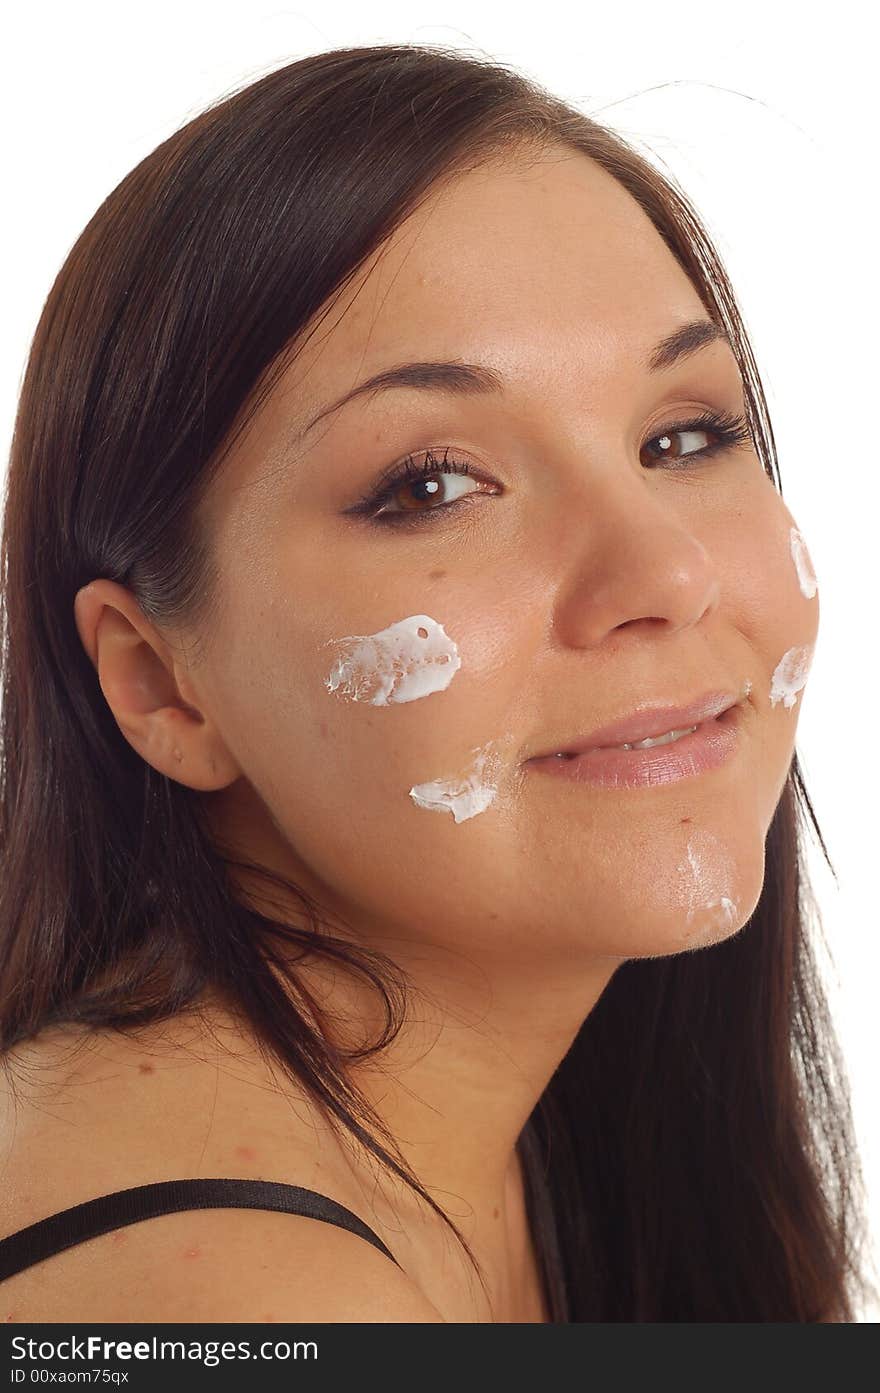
[[350, 408, 754, 527]]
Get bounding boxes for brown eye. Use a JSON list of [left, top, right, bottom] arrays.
[[640, 410, 754, 468], [642, 425, 718, 465], [350, 409, 752, 530], [358, 447, 501, 524], [380, 461, 490, 515]]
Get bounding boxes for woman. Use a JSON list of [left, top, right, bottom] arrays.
[[0, 42, 871, 1323]]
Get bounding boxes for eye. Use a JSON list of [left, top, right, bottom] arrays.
[[347, 407, 753, 528], [640, 408, 753, 468], [351, 446, 500, 524]]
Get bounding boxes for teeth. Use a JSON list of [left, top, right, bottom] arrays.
[[617, 724, 698, 751], [551, 722, 702, 759]]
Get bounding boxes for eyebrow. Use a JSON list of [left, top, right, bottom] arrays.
[[297, 317, 731, 441]]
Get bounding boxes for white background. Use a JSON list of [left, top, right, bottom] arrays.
[[2, 1, 877, 1319]]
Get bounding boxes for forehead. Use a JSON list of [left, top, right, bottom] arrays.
[[207, 146, 726, 529], [289, 146, 706, 408]]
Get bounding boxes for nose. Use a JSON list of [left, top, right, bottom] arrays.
[[551, 472, 721, 649]]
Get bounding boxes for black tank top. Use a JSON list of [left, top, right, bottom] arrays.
[[0, 1178, 400, 1282]]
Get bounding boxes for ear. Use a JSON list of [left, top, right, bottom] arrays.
[[73, 578, 242, 791]]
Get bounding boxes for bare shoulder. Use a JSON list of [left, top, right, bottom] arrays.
[[0, 1008, 443, 1323], [3, 1206, 445, 1323]]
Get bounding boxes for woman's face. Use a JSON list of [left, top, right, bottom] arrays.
[[184, 145, 819, 968]]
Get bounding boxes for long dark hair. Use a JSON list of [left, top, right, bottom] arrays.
[[0, 42, 872, 1322]]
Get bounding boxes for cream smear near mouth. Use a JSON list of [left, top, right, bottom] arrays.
[[324, 614, 461, 705], [789, 527, 818, 599], [409, 741, 504, 823], [769, 643, 814, 709]]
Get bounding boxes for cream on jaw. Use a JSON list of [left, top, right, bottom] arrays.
[[769, 643, 814, 710], [789, 527, 818, 599], [678, 830, 740, 949], [324, 614, 461, 705], [409, 740, 504, 824]]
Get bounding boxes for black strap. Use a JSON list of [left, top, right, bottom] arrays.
[[0, 1178, 400, 1281]]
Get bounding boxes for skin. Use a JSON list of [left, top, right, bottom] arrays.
[[69, 143, 819, 1320]]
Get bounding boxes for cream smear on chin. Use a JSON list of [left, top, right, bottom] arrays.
[[789, 527, 818, 599], [324, 614, 461, 705], [769, 642, 814, 710], [678, 830, 740, 950], [409, 740, 505, 824]]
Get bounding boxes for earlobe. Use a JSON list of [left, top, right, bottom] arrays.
[[142, 700, 240, 792]]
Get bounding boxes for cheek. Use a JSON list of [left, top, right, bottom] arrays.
[[209, 590, 539, 944], [230, 583, 529, 823], [310, 601, 529, 811], [726, 482, 820, 705], [717, 481, 820, 844]]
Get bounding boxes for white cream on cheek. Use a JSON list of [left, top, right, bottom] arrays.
[[769, 643, 814, 710], [323, 612, 501, 824], [324, 614, 461, 705], [409, 740, 505, 824], [789, 527, 818, 599], [766, 528, 818, 711]]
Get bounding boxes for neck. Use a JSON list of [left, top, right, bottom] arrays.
[[279, 935, 621, 1318], [205, 790, 622, 1317]]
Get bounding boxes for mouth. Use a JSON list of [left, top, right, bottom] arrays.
[[524, 688, 746, 791], [527, 689, 742, 760]]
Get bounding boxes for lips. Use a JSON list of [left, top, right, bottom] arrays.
[[527, 689, 740, 761]]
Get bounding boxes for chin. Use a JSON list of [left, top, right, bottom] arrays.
[[634, 864, 764, 960]]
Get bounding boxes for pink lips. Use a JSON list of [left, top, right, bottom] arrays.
[[525, 689, 744, 790], [528, 689, 739, 759]]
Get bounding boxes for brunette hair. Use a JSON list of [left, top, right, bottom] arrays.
[[0, 42, 873, 1322]]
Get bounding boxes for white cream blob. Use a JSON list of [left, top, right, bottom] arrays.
[[789, 527, 818, 599], [324, 614, 461, 705], [409, 740, 504, 824], [769, 643, 814, 710]]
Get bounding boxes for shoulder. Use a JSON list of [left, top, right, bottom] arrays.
[[0, 1012, 444, 1323], [4, 1205, 445, 1323]]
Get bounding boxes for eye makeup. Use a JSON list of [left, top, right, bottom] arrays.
[[324, 614, 461, 705], [343, 405, 753, 528]]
